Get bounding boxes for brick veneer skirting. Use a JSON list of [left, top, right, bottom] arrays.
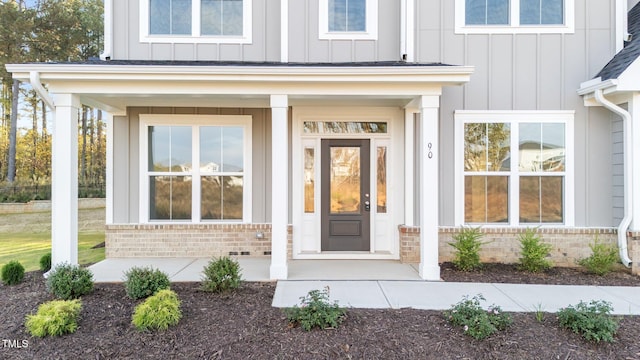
[[105, 224, 292, 259], [399, 226, 637, 273]]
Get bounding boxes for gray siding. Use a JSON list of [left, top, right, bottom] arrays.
[[112, 0, 281, 61], [111, 107, 272, 223], [420, 0, 619, 227], [612, 115, 624, 224], [287, 0, 401, 62]]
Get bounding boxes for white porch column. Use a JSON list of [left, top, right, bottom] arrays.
[[418, 95, 441, 280], [51, 93, 80, 267], [630, 93, 640, 231], [404, 109, 416, 226], [270, 95, 289, 279]]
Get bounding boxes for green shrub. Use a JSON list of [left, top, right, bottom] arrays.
[[132, 289, 182, 331], [39, 253, 52, 272], [200, 256, 242, 293], [518, 228, 553, 273], [46, 263, 94, 300], [448, 227, 486, 271], [123, 266, 171, 300], [284, 287, 346, 331], [557, 300, 619, 343], [444, 294, 512, 340], [578, 237, 619, 276], [1, 260, 25, 285], [25, 299, 82, 337]]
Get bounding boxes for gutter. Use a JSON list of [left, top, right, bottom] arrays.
[[594, 88, 633, 267], [29, 71, 55, 109]]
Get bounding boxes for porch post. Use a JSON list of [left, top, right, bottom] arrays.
[[418, 95, 441, 280], [270, 94, 289, 279], [630, 93, 640, 231], [404, 109, 416, 226], [51, 93, 80, 267]]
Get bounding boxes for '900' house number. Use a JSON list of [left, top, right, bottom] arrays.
[[427, 142, 433, 159]]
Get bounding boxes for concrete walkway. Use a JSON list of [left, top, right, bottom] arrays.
[[88, 258, 640, 315]]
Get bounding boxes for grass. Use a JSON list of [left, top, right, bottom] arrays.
[[0, 208, 105, 271]]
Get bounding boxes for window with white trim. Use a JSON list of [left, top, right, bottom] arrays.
[[141, 115, 252, 222], [140, 0, 252, 43], [455, 111, 574, 226], [319, 0, 378, 40], [455, 0, 574, 34]]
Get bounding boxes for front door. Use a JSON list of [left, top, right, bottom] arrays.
[[321, 139, 371, 251]]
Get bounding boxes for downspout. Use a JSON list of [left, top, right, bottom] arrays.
[[29, 72, 55, 109], [100, 0, 113, 60], [594, 88, 633, 267]]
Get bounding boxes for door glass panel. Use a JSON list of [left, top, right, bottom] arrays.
[[377, 146, 387, 213], [330, 146, 360, 214], [304, 148, 315, 213]]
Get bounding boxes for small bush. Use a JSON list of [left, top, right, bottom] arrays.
[[557, 300, 619, 343], [46, 263, 94, 300], [123, 266, 171, 300], [1, 260, 25, 285], [518, 228, 553, 273], [448, 227, 486, 271], [284, 287, 346, 331], [578, 237, 618, 276], [40, 253, 52, 272], [25, 299, 82, 337], [444, 294, 512, 340], [132, 289, 182, 331], [200, 256, 242, 293]]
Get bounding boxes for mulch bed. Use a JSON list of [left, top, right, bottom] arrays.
[[1, 268, 640, 359]]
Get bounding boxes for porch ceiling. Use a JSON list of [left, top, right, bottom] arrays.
[[7, 62, 474, 115]]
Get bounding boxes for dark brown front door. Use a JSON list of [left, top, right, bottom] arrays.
[[321, 139, 371, 251]]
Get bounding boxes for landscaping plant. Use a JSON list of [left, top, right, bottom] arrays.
[[557, 300, 619, 343], [39, 252, 52, 272], [200, 256, 242, 293], [444, 294, 512, 340], [518, 228, 553, 273], [25, 299, 82, 337], [123, 266, 171, 300], [132, 289, 182, 331], [448, 227, 486, 271], [1, 260, 25, 285], [46, 263, 94, 300], [578, 236, 618, 276], [285, 287, 346, 331]]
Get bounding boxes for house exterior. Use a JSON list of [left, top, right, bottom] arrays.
[[7, 0, 640, 279]]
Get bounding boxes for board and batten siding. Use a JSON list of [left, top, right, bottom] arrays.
[[112, 0, 281, 61], [417, 0, 619, 227], [111, 107, 274, 224]]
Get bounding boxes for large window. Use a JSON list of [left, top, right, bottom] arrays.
[[141, 0, 252, 43], [455, 111, 574, 226], [456, 0, 574, 33], [319, 0, 378, 40], [141, 115, 252, 223]]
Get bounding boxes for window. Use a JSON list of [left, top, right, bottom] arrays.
[[140, 0, 252, 43], [456, 0, 574, 33], [319, 0, 378, 40], [141, 115, 252, 223], [455, 111, 574, 226]]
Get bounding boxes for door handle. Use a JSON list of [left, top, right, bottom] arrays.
[[364, 200, 370, 211]]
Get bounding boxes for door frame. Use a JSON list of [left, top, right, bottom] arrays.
[[291, 106, 404, 259]]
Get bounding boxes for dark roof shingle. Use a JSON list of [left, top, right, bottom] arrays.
[[596, 2, 640, 80]]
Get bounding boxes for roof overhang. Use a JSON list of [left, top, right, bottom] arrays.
[[579, 56, 640, 106], [6, 63, 474, 115]]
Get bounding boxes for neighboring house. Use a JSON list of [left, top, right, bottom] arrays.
[[7, 0, 640, 279]]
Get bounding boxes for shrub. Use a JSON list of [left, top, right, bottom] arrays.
[[132, 289, 182, 331], [200, 256, 242, 293], [284, 287, 346, 331], [444, 294, 513, 340], [123, 266, 171, 300], [448, 227, 486, 271], [1, 260, 25, 285], [557, 300, 619, 343], [518, 228, 553, 273], [25, 299, 82, 337], [40, 252, 52, 272], [578, 236, 619, 276], [46, 263, 94, 300]]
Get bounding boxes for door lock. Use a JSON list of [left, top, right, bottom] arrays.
[[364, 200, 370, 211]]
